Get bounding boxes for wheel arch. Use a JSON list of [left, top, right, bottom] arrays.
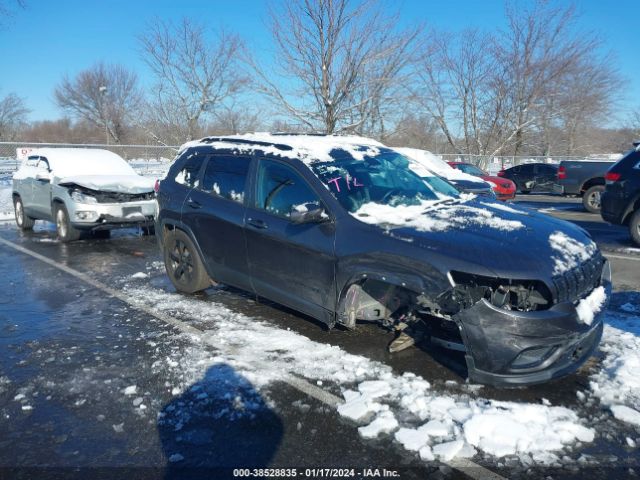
[[580, 177, 605, 193], [333, 265, 448, 329], [158, 219, 215, 281]]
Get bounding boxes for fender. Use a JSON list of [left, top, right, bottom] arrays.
[[622, 192, 640, 224], [158, 218, 217, 282], [333, 261, 450, 329]]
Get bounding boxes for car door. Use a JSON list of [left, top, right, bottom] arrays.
[[535, 164, 557, 192], [31, 157, 53, 218], [515, 164, 535, 191], [244, 158, 337, 320], [182, 153, 253, 291]]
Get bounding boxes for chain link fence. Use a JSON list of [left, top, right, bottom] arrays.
[[0, 142, 179, 179], [0, 141, 621, 178]]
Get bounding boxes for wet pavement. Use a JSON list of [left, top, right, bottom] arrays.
[[0, 195, 639, 479]]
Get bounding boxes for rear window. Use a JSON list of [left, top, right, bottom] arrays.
[[201, 155, 251, 203], [174, 152, 203, 188]]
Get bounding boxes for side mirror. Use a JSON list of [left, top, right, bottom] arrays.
[[290, 204, 329, 224], [35, 172, 51, 183]]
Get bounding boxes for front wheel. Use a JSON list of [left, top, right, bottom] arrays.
[[630, 210, 640, 247], [582, 185, 605, 214], [14, 196, 35, 230], [163, 229, 210, 294], [55, 204, 81, 242]]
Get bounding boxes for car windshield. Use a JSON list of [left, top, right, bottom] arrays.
[[455, 164, 486, 176], [310, 148, 459, 212]]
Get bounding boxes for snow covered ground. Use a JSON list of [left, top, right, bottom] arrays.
[[117, 266, 640, 470]]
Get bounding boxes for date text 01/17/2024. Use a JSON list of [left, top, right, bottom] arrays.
[[232, 468, 401, 478]]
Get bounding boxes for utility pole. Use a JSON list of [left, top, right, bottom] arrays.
[[99, 85, 108, 145]]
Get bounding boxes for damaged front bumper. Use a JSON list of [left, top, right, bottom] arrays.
[[453, 261, 611, 387], [68, 200, 157, 231]]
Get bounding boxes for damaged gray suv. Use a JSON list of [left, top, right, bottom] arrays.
[[12, 148, 157, 241], [156, 134, 611, 387]]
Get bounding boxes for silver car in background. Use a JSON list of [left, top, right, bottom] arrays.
[[12, 148, 157, 242]]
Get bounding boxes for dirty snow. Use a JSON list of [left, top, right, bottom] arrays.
[[589, 311, 640, 426], [352, 200, 525, 232], [0, 179, 12, 221], [123, 283, 598, 466], [548, 230, 598, 275]]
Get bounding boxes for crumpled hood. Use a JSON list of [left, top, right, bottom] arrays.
[[57, 175, 155, 194], [374, 200, 598, 282]]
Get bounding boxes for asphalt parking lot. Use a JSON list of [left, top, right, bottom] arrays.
[[0, 193, 638, 480]]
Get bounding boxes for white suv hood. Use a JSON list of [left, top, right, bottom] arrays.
[[58, 175, 155, 194]]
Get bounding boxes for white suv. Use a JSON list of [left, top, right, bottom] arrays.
[[12, 148, 157, 241]]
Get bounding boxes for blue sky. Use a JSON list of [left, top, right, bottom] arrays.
[[0, 0, 637, 124]]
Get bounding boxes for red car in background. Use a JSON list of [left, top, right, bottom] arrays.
[[448, 162, 516, 201]]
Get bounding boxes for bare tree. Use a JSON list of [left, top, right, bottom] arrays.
[[139, 18, 247, 144], [54, 63, 142, 144], [250, 0, 420, 135], [0, 92, 29, 139], [414, 1, 607, 157]]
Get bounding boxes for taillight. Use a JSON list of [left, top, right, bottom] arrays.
[[154, 179, 160, 193], [557, 166, 566, 180], [497, 170, 505, 177], [605, 172, 621, 183]]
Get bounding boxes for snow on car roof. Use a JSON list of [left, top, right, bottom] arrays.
[[179, 132, 385, 164], [27, 148, 136, 178], [395, 148, 487, 184]]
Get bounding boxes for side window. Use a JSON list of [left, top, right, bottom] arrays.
[[539, 165, 556, 174], [201, 155, 251, 203], [255, 160, 321, 219], [520, 164, 534, 175], [26, 156, 40, 168], [36, 158, 50, 171], [174, 152, 203, 188]]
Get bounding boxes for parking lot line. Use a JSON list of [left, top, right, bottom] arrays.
[[0, 236, 505, 480], [604, 253, 640, 262]]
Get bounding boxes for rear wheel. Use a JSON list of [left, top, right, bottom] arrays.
[[582, 185, 605, 214], [14, 196, 35, 230], [55, 204, 81, 242], [630, 210, 640, 247], [163, 229, 210, 293]]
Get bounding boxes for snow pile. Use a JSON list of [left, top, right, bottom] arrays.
[[548, 230, 598, 275], [58, 174, 155, 194], [338, 373, 595, 465], [0, 179, 12, 221], [180, 133, 384, 165], [123, 284, 596, 466], [575, 286, 607, 325], [590, 311, 640, 426], [352, 200, 525, 232], [14, 148, 136, 179]]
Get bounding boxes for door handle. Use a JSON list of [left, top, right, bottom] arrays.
[[187, 198, 202, 209], [247, 218, 267, 229]]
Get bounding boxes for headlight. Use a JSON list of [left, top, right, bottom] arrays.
[[70, 190, 98, 204], [442, 271, 552, 313]]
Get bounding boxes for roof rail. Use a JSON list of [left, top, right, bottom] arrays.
[[198, 137, 293, 151], [271, 132, 328, 137]]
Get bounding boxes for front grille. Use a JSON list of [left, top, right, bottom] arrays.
[[552, 253, 604, 304], [95, 191, 155, 203]]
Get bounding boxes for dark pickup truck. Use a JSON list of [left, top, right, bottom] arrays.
[[554, 160, 617, 213]]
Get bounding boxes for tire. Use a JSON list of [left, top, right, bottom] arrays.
[[582, 185, 605, 214], [93, 230, 111, 239], [14, 196, 35, 230], [630, 210, 640, 247], [163, 229, 210, 294], [142, 225, 155, 236], [54, 204, 81, 242]]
